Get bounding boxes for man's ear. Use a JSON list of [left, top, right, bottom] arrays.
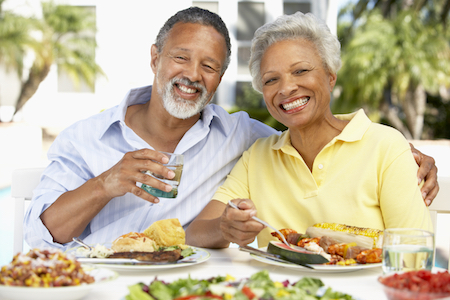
[[150, 44, 159, 74]]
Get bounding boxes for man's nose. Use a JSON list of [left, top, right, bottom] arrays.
[[184, 62, 202, 83]]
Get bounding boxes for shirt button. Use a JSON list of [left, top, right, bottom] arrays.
[[318, 164, 324, 170]]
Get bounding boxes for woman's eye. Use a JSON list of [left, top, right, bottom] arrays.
[[264, 78, 276, 85], [295, 69, 308, 75]]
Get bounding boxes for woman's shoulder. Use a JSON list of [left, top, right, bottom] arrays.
[[251, 131, 286, 147], [364, 122, 411, 152], [367, 122, 408, 140]]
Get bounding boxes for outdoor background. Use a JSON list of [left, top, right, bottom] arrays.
[[1, 0, 449, 268]]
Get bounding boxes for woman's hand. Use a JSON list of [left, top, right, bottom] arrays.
[[410, 143, 439, 206], [220, 199, 265, 247]]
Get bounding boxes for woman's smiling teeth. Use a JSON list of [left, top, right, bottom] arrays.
[[177, 84, 197, 94], [282, 97, 310, 110]]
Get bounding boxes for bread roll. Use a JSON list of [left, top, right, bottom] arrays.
[[111, 232, 157, 252], [143, 218, 185, 247]]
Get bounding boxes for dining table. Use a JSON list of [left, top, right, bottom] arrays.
[[82, 247, 390, 300]]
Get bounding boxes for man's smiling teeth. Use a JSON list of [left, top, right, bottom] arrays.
[[282, 97, 310, 110], [177, 84, 197, 94]]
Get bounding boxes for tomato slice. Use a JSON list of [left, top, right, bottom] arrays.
[[241, 285, 256, 299], [173, 292, 223, 300]]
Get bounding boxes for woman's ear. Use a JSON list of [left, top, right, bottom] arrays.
[[150, 44, 159, 74], [329, 72, 337, 91]]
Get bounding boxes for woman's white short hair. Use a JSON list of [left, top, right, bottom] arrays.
[[249, 12, 341, 93]]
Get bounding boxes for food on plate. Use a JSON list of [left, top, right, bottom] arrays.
[[111, 232, 157, 252], [75, 218, 194, 263], [271, 223, 383, 265], [76, 244, 114, 258], [356, 248, 382, 264], [267, 241, 330, 265], [306, 223, 383, 249], [143, 218, 185, 247], [0, 249, 94, 287], [109, 247, 183, 262], [378, 270, 450, 300], [125, 270, 357, 300]]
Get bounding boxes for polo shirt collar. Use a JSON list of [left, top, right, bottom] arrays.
[[334, 109, 372, 142]]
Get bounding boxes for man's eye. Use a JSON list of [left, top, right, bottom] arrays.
[[295, 69, 307, 75]]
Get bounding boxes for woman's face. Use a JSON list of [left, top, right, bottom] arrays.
[[260, 39, 337, 129]]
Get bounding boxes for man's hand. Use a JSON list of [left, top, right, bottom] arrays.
[[410, 143, 439, 206], [98, 149, 176, 204]]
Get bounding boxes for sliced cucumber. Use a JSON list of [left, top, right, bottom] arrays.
[[267, 241, 329, 264]]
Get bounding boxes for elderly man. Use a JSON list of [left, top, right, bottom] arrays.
[[24, 7, 438, 250]]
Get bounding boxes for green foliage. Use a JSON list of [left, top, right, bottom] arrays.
[[424, 94, 450, 139], [0, 1, 105, 117], [334, 2, 450, 139], [0, 9, 35, 77], [233, 82, 287, 131], [42, 2, 103, 91], [235, 82, 265, 109]]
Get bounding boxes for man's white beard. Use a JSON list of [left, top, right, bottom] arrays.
[[157, 77, 212, 120]]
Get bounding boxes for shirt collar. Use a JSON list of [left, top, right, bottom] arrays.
[[98, 85, 153, 140], [334, 109, 372, 142], [272, 109, 371, 151], [98, 85, 228, 139]]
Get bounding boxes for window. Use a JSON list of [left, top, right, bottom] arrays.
[[192, 1, 219, 13], [237, 2, 264, 75], [284, 1, 311, 15], [57, 6, 97, 93]]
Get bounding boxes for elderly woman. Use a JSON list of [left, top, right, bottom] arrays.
[[186, 12, 433, 248]]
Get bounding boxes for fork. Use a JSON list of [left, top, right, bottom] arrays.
[[228, 201, 291, 248], [72, 237, 93, 251]]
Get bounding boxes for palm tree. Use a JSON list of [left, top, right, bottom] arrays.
[[334, 2, 450, 139], [0, 0, 36, 113], [12, 2, 105, 116]]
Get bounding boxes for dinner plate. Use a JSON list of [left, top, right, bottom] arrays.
[[250, 247, 382, 273], [76, 247, 210, 271], [0, 265, 118, 300]]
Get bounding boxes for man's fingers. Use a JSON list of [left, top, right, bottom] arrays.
[[131, 148, 169, 164], [139, 172, 173, 193], [422, 180, 439, 206], [130, 185, 160, 204]]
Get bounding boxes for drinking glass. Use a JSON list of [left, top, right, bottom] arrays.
[[382, 228, 434, 275], [140, 151, 183, 198]]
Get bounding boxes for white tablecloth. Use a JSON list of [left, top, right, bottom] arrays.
[[84, 248, 388, 300]]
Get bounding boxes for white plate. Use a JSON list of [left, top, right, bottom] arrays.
[[0, 265, 118, 300], [76, 247, 210, 271], [250, 247, 382, 273]]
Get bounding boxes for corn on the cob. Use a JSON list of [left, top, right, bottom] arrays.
[[305, 223, 383, 249]]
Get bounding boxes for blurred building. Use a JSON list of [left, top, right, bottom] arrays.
[[0, 0, 337, 132]]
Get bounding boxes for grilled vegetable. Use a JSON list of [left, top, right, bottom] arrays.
[[305, 223, 383, 249]]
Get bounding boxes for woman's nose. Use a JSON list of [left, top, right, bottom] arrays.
[[278, 76, 298, 96]]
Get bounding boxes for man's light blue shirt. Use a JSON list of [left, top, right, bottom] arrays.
[[24, 85, 277, 250]]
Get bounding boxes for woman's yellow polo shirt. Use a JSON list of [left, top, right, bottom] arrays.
[[213, 109, 432, 247]]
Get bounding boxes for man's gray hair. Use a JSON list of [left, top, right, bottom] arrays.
[[155, 7, 232, 75], [249, 12, 341, 93]]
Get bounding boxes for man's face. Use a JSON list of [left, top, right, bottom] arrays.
[[151, 23, 227, 119]]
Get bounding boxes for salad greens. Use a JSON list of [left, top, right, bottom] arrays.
[[125, 270, 356, 300]]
